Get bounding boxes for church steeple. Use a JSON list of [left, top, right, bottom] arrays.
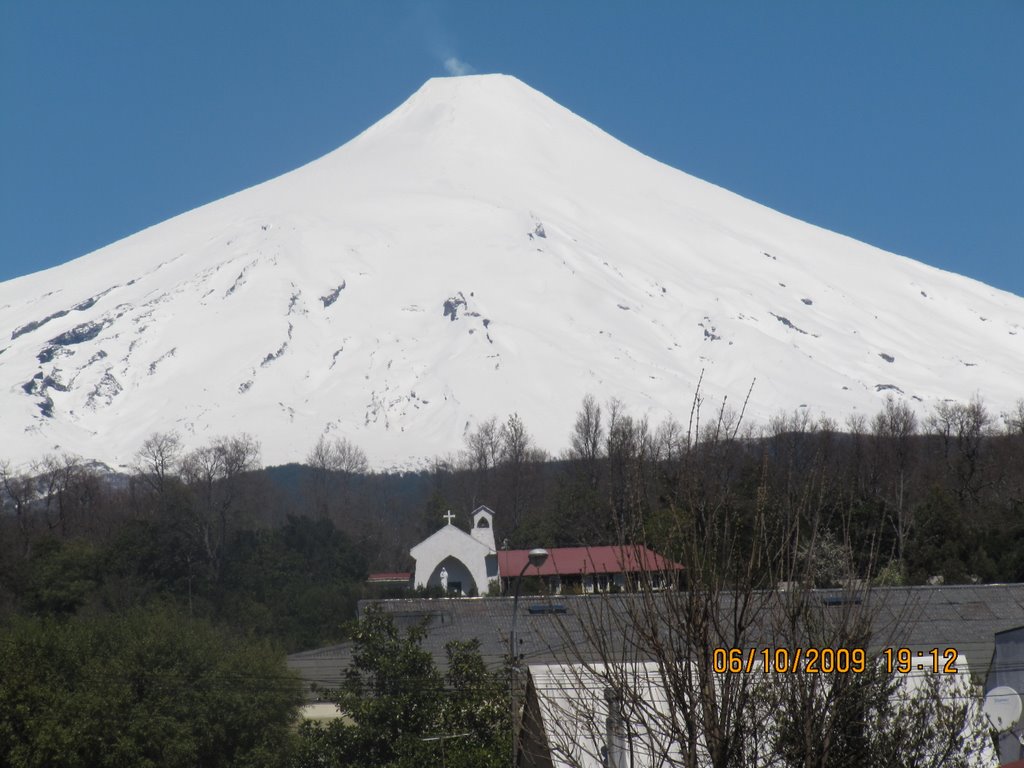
[[470, 506, 496, 552]]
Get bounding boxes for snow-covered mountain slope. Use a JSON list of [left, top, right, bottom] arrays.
[[1, 74, 1022, 469]]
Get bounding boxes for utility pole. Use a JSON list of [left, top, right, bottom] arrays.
[[510, 548, 549, 767]]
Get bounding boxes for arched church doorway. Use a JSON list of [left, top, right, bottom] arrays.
[[429, 556, 478, 596]]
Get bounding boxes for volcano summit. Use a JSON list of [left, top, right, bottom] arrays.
[[1, 75, 1021, 468]]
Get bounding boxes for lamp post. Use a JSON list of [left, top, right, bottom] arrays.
[[510, 547, 548, 768]]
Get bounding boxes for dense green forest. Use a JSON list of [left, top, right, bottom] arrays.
[[1, 394, 1022, 764]]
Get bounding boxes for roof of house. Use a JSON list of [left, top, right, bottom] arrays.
[[522, 659, 996, 768], [287, 583, 1024, 699], [287, 642, 355, 697], [498, 545, 683, 577]]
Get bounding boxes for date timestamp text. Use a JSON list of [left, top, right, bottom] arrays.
[[712, 647, 960, 674]]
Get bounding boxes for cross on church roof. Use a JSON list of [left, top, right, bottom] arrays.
[[443, 510, 456, 525]]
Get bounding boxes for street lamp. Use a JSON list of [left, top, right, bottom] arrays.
[[510, 547, 548, 768]]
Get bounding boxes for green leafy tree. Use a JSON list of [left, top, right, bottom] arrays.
[[295, 608, 509, 768], [0, 606, 302, 768]]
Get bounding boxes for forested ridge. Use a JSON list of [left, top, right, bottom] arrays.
[[3, 395, 1024, 647]]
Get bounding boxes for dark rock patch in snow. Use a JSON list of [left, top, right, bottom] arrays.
[[238, 380, 253, 394], [801, 298, 813, 305], [698, 317, 721, 341], [769, 313, 808, 335], [49, 320, 110, 347], [443, 292, 467, 321], [763, 252, 777, 261], [320, 281, 346, 307], [617, 304, 631, 311], [38, 394, 55, 418], [875, 384, 904, 394], [11, 294, 107, 340], [225, 272, 246, 296], [22, 373, 43, 394], [879, 353, 895, 363], [148, 347, 177, 375], [261, 341, 289, 367], [75, 296, 99, 312], [38, 328, 101, 362], [86, 371, 122, 409], [14, 312, 69, 339], [533, 222, 546, 239], [224, 260, 258, 297], [42, 375, 69, 393]]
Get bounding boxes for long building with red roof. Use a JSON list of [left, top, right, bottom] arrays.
[[498, 545, 683, 594], [408, 505, 682, 596]]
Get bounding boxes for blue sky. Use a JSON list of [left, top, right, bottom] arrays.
[[2, 1, 1022, 296]]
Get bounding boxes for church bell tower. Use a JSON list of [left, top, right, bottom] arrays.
[[471, 506, 496, 552]]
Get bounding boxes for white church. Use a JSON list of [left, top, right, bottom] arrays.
[[407, 506, 683, 596], [410, 506, 500, 596]]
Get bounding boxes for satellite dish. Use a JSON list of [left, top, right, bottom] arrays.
[[983, 686, 1023, 732]]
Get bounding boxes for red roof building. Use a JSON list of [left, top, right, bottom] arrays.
[[498, 545, 683, 594]]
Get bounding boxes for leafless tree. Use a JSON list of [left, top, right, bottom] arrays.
[[31, 453, 102, 539], [498, 413, 537, 531], [1004, 398, 1024, 437], [306, 434, 369, 522], [569, 394, 605, 465], [178, 434, 261, 582], [926, 396, 993, 503], [870, 396, 917, 563], [134, 431, 183, 497], [462, 417, 501, 506], [1, 461, 36, 558]]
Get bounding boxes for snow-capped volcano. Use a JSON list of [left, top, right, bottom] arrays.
[[1, 74, 1022, 469]]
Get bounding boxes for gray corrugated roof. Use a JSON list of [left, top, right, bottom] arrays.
[[286, 643, 355, 698], [287, 583, 1024, 698]]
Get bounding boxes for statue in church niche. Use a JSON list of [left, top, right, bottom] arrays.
[[440, 567, 449, 592]]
